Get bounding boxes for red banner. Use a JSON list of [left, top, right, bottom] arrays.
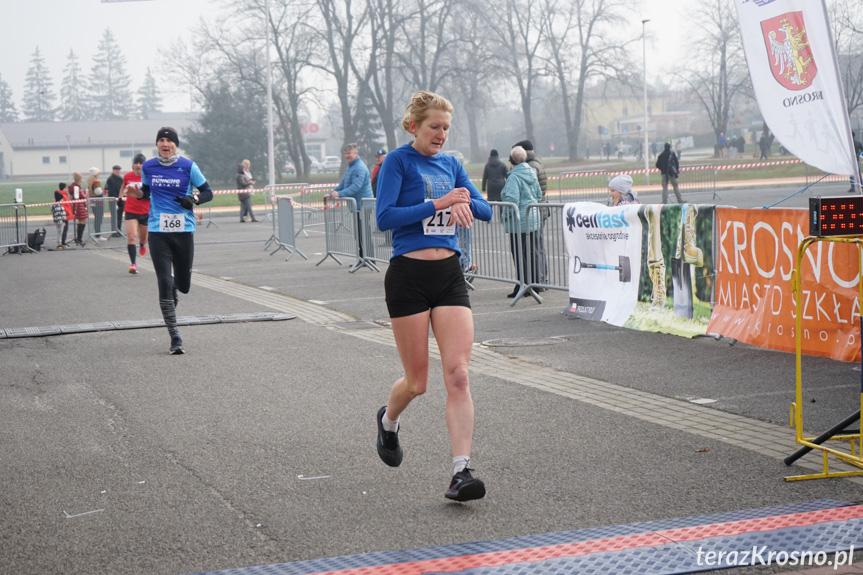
[[707, 208, 861, 362]]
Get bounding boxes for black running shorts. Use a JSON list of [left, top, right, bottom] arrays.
[[125, 212, 148, 225], [385, 253, 471, 318]]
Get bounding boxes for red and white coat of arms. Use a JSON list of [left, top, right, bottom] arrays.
[[761, 11, 818, 90]]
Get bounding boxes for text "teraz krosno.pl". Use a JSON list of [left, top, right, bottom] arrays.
[[696, 546, 855, 569]]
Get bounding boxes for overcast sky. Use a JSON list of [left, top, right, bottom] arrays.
[[0, 0, 686, 114]]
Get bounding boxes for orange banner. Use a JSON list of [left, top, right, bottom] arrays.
[[707, 208, 862, 362]]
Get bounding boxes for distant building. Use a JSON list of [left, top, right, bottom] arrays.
[[579, 80, 696, 156], [0, 113, 197, 179]]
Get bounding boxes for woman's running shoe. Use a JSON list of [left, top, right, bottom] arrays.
[[128, 264, 138, 274], [376, 406, 404, 467], [139, 244, 147, 257], [445, 468, 486, 501]]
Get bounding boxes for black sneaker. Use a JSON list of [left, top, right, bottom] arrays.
[[376, 405, 403, 467], [169, 334, 184, 355], [445, 468, 486, 502]]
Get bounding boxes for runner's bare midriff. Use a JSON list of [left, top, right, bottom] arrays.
[[402, 247, 456, 260]]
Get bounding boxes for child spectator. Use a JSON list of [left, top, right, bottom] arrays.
[[52, 183, 73, 249]]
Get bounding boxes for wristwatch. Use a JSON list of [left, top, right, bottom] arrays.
[[192, 192, 200, 205]]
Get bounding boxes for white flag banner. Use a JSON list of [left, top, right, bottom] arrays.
[[735, 0, 857, 176]]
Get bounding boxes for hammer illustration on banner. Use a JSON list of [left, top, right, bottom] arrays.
[[572, 255, 631, 283]]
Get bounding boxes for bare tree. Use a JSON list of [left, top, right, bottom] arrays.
[[443, 9, 501, 162], [677, 0, 749, 156], [482, 0, 550, 144], [164, 0, 320, 179], [830, 0, 863, 118], [267, 1, 320, 177], [357, 0, 412, 152], [542, 0, 637, 160], [397, 0, 459, 93], [311, 0, 371, 170]]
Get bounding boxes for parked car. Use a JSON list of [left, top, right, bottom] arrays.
[[281, 162, 295, 175], [307, 156, 324, 173], [442, 150, 467, 164], [321, 156, 341, 173]]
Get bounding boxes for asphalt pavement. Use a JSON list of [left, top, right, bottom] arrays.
[[1, 178, 862, 575]]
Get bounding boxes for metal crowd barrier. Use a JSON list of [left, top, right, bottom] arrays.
[[678, 165, 718, 200], [87, 197, 123, 242], [0, 203, 31, 254], [804, 164, 855, 188], [197, 201, 218, 228], [270, 196, 307, 261], [555, 171, 609, 203], [263, 184, 306, 250], [295, 184, 331, 237], [525, 203, 570, 294], [316, 197, 377, 273], [360, 198, 392, 266], [466, 201, 542, 305]]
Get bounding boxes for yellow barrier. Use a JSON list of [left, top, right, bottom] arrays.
[[786, 235, 863, 481]]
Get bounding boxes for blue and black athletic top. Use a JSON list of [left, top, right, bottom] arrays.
[[376, 144, 491, 258], [141, 156, 213, 233]]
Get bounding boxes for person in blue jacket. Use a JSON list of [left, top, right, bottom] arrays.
[[325, 143, 372, 257], [130, 127, 213, 355], [374, 91, 493, 502]]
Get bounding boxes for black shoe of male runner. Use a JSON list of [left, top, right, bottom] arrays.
[[376, 405, 403, 467], [445, 468, 486, 502], [169, 334, 184, 355]]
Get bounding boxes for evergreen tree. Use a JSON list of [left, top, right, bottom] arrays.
[[22, 46, 56, 122], [88, 28, 134, 120], [136, 67, 162, 119], [353, 90, 385, 164], [184, 80, 267, 185], [0, 73, 18, 122], [59, 49, 89, 121]]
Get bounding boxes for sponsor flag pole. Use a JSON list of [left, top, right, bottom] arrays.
[[735, 0, 859, 186]]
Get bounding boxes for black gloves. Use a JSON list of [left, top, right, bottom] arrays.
[[174, 195, 196, 210]]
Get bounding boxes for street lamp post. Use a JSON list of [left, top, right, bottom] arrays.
[[265, 0, 275, 191], [65, 135, 71, 182], [642, 19, 650, 186]]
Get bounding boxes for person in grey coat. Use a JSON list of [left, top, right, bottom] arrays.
[[236, 160, 258, 222], [481, 149, 508, 201]]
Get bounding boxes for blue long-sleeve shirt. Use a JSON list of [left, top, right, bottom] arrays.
[[334, 157, 372, 203], [376, 144, 492, 258], [141, 156, 213, 233]]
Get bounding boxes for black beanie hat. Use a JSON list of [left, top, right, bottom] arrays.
[[156, 127, 179, 147], [133, 153, 146, 165], [58, 182, 67, 190], [514, 139, 534, 151], [490, 149, 499, 157]]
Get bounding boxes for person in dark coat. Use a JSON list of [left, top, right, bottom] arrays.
[[655, 142, 682, 204], [105, 165, 125, 237], [481, 149, 508, 201]]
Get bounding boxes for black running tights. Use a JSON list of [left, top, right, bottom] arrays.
[[149, 232, 195, 301]]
